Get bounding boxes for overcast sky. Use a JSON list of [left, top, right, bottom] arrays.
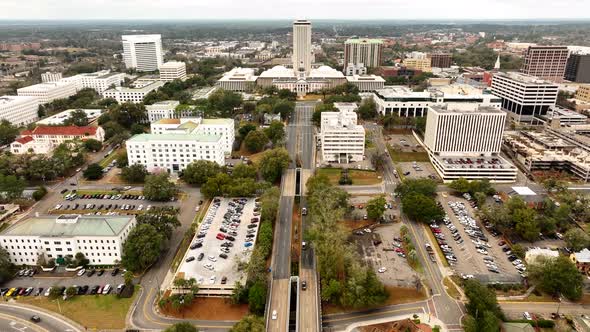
[[2, 0, 590, 20]]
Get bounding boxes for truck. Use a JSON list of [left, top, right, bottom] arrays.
[[425, 243, 436, 262]]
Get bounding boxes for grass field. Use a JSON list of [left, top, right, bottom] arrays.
[[98, 148, 124, 168], [18, 285, 139, 330], [387, 144, 430, 163], [317, 168, 381, 186], [443, 277, 461, 300]]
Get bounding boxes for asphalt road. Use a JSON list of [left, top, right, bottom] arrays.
[[0, 303, 82, 332]]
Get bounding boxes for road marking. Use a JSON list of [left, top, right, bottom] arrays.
[[0, 313, 46, 332], [323, 306, 425, 323]]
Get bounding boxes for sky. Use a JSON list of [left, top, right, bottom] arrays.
[[1, 0, 590, 20]]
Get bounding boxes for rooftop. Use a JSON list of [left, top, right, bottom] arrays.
[[127, 133, 221, 143], [160, 61, 186, 69], [122, 34, 161, 41], [22, 125, 99, 137], [344, 38, 383, 44], [430, 105, 504, 114], [0, 95, 37, 105], [105, 80, 164, 93], [17, 81, 75, 92], [434, 155, 516, 171], [574, 248, 590, 263], [2, 215, 135, 237], [149, 100, 180, 107], [494, 72, 557, 85]]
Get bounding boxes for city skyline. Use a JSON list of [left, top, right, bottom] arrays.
[[2, 0, 590, 20]]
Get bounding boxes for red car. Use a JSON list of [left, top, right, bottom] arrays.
[[216, 233, 225, 240], [432, 228, 442, 233]]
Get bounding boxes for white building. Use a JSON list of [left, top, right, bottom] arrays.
[[126, 133, 225, 173], [539, 106, 588, 126], [36, 109, 103, 126], [147, 100, 181, 122], [10, 125, 106, 154], [345, 63, 367, 76], [17, 81, 78, 105], [41, 72, 62, 83], [160, 61, 187, 82], [66, 70, 126, 94], [216, 67, 258, 92], [424, 104, 517, 183], [292, 19, 312, 75], [0, 95, 39, 126], [346, 75, 385, 92], [0, 214, 136, 266], [373, 85, 502, 117], [122, 34, 163, 72], [343, 39, 383, 69], [103, 81, 165, 104], [150, 117, 234, 154], [491, 72, 559, 123], [320, 103, 365, 163]]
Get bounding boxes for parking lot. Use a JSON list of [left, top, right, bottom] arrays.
[[347, 196, 398, 222], [50, 191, 179, 215], [176, 197, 259, 294], [354, 224, 419, 288], [438, 194, 522, 283], [397, 161, 439, 181], [2, 268, 125, 297]]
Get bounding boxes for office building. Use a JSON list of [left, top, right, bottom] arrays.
[[17, 81, 78, 105], [0, 96, 39, 126], [62, 70, 125, 94], [430, 53, 452, 68], [147, 100, 181, 122], [150, 117, 234, 154], [575, 84, 590, 103], [10, 125, 106, 155], [126, 133, 225, 173], [103, 81, 165, 104], [424, 104, 517, 183], [257, 65, 345, 97], [520, 46, 569, 82], [41, 72, 62, 83], [345, 75, 385, 92], [320, 103, 365, 163], [160, 61, 187, 82], [345, 63, 367, 76], [404, 51, 432, 72], [565, 53, 590, 83], [292, 20, 312, 75], [373, 85, 501, 117], [37, 109, 104, 126], [0, 214, 136, 265], [538, 106, 588, 126], [122, 34, 163, 72], [491, 72, 559, 123], [343, 39, 383, 69], [216, 67, 258, 92]]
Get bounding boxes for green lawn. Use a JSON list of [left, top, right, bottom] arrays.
[[18, 285, 139, 330], [317, 168, 382, 186], [387, 144, 430, 163]]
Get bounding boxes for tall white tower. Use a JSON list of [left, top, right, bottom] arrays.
[[122, 34, 163, 72], [494, 54, 501, 70], [292, 20, 312, 75]]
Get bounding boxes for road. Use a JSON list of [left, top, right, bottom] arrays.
[[296, 102, 321, 332], [0, 303, 82, 332]]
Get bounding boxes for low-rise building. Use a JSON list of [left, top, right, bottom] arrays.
[[538, 106, 588, 126], [320, 103, 365, 163], [10, 125, 105, 154], [570, 248, 590, 276], [0, 214, 137, 265], [36, 109, 104, 126], [159, 61, 187, 82], [146, 100, 181, 122], [575, 84, 590, 103], [0, 95, 39, 126], [64, 70, 126, 94], [150, 117, 234, 154], [17, 81, 78, 105], [216, 67, 258, 92], [345, 74, 385, 92], [103, 81, 165, 104]]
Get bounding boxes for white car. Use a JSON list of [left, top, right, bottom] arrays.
[[209, 276, 216, 284], [523, 312, 532, 320], [77, 268, 86, 276], [378, 267, 387, 273], [272, 310, 277, 320], [363, 228, 372, 233]]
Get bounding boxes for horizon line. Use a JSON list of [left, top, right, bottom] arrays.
[[2, 18, 590, 22]]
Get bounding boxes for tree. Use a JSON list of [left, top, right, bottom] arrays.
[[449, 178, 470, 193], [513, 208, 540, 242], [143, 173, 177, 201], [229, 315, 265, 332], [65, 286, 77, 298], [110, 102, 147, 128], [272, 100, 294, 120], [201, 173, 231, 198], [83, 139, 103, 152], [116, 151, 129, 168], [258, 148, 290, 183], [164, 322, 198, 332], [564, 228, 590, 251], [208, 89, 243, 117], [463, 279, 504, 328], [366, 195, 387, 220], [83, 163, 103, 180], [357, 98, 377, 120], [264, 121, 285, 145], [260, 187, 280, 223], [32, 186, 47, 201], [63, 109, 89, 126], [238, 123, 257, 138], [130, 123, 145, 135], [122, 223, 165, 273], [49, 286, 63, 300], [247, 280, 267, 315], [0, 174, 26, 200], [395, 178, 437, 198], [121, 164, 149, 183], [123, 270, 134, 286], [244, 130, 269, 153], [401, 193, 444, 223], [181, 160, 221, 186], [528, 256, 584, 301], [136, 207, 180, 240], [0, 247, 15, 284], [231, 163, 257, 179], [0, 120, 19, 145]]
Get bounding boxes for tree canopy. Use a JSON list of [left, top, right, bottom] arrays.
[[143, 173, 178, 201], [366, 195, 387, 220], [244, 130, 269, 153], [122, 223, 165, 273], [121, 164, 149, 183], [181, 160, 222, 186], [258, 148, 290, 183], [528, 256, 584, 301], [83, 163, 104, 180]]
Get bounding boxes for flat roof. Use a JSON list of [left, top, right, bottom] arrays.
[[2, 215, 134, 237], [105, 80, 164, 93], [430, 105, 504, 114], [202, 118, 234, 125], [435, 155, 516, 170], [512, 186, 537, 196], [345, 38, 383, 44], [127, 133, 221, 143]]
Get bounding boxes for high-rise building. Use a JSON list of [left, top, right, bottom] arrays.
[[41, 72, 62, 83], [424, 104, 516, 183], [320, 103, 365, 163], [121, 34, 163, 72], [292, 20, 312, 75], [343, 39, 383, 70], [491, 72, 558, 123], [520, 46, 569, 82], [159, 61, 187, 82], [430, 53, 452, 68], [565, 53, 590, 83]]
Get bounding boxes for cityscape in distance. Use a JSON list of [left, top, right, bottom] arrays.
[[0, 3, 590, 332]]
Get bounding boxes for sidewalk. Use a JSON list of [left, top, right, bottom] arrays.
[[342, 312, 448, 332]]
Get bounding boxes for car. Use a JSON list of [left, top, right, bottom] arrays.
[[225, 235, 235, 241], [77, 268, 86, 276], [209, 276, 216, 284], [219, 253, 228, 259], [116, 284, 125, 295], [301, 207, 307, 215], [523, 312, 532, 320], [86, 269, 96, 277], [79, 285, 89, 295], [30, 315, 41, 323], [44, 287, 52, 297], [301, 280, 307, 290], [221, 276, 227, 284], [190, 242, 202, 250], [272, 310, 277, 320], [111, 268, 119, 276], [89, 286, 99, 295], [186, 256, 195, 262], [101, 284, 111, 295], [208, 255, 217, 262], [363, 228, 372, 233], [378, 267, 387, 273], [97, 269, 105, 276]]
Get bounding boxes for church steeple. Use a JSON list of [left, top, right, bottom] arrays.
[[494, 54, 501, 70]]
